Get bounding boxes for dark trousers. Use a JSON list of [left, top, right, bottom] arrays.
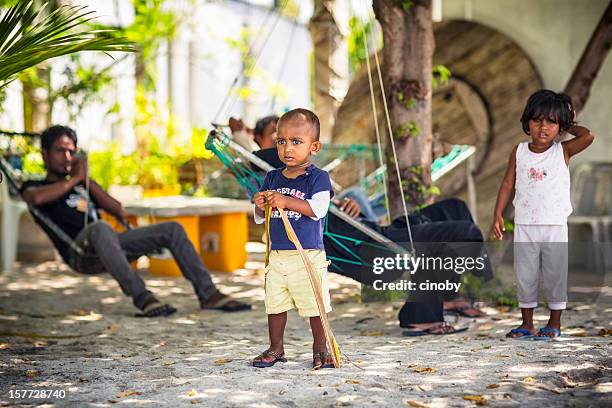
[[324, 198, 489, 326], [73, 221, 217, 309]]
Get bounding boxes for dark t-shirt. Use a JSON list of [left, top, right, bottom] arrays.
[[252, 148, 284, 172], [21, 179, 100, 242], [260, 165, 333, 250]]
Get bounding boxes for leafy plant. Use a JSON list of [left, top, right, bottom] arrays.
[[347, 16, 372, 74], [0, 1, 135, 90]]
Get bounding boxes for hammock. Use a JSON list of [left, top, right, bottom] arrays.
[[0, 155, 140, 275], [204, 129, 475, 272]]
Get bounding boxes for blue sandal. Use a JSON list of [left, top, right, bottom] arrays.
[[506, 328, 535, 339], [534, 326, 561, 340]]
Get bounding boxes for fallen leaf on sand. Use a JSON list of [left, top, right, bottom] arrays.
[[345, 379, 362, 384], [413, 367, 436, 374], [24, 370, 39, 377], [495, 354, 510, 358], [487, 384, 500, 389], [186, 389, 198, 397], [523, 377, 535, 383], [417, 384, 432, 392], [214, 358, 232, 365], [516, 352, 527, 357], [406, 400, 429, 407], [358, 330, 384, 336], [116, 391, 142, 398], [463, 395, 489, 405]]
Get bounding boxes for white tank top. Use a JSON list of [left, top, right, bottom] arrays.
[[513, 141, 572, 225]]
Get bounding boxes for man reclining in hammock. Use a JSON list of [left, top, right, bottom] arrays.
[[230, 115, 491, 333], [20, 125, 251, 317]]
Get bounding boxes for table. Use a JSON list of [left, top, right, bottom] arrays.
[[124, 196, 253, 276]]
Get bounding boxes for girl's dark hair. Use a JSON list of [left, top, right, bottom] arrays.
[[520, 90, 575, 134], [254, 115, 279, 137], [41, 125, 78, 150]]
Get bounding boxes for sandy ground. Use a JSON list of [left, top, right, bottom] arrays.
[[0, 258, 611, 408]]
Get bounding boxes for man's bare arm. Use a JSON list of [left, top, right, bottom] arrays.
[[88, 180, 127, 219], [22, 178, 81, 207]]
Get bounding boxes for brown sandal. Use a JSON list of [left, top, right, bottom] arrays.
[[312, 351, 334, 369], [252, 349, 287, 368]]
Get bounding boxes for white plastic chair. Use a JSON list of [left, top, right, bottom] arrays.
[[0, 173, 28, 271]]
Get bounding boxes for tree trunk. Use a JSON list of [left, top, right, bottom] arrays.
[[373, 0, 434, 218], [563, 1, 612, 114], [308, 0, 349, 142], [21, 66, 52, 133]]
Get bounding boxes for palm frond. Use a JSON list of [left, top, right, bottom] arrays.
[[0, 1, 135, 89]]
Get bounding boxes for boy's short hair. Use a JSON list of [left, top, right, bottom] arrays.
[[254, 115, 279, 137], [520, 90, 575, 134], [41, 125, 78, 150], [277, 108, 320, 140]]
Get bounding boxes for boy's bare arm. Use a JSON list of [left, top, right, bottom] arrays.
[[562, 124, 594, 161], [491, 145, 517, 240]]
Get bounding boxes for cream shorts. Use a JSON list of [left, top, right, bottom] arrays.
[[264, 249, 332, 317]]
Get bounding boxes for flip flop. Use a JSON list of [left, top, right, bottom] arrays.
[[201, 295, 252, 312], [505, 328, 535, 339], [402, 322, 468, 336], [135, 302, 177, 318], [252, 349, 287, 368], [444, 305, 487, 318], [533, 326, 561, 340]]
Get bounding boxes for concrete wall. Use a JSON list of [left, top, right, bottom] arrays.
[[442, 0, 612, 166]]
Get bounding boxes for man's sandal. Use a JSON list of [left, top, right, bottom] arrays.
[[135, 302, 177, 318], [201, 293, 252, 312], [252, 349, 287, 368], [312, 351, 334, 369], [402, 322, 468, 337]]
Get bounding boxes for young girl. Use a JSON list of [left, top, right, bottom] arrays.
[[491, 89, 594, 339]]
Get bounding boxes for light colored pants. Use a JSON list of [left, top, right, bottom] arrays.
[[513, 224, 568, 310]]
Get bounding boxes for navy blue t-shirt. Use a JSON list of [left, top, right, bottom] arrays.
[[261, 165, 333, 250]]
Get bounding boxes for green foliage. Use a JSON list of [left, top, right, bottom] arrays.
[[347, 16, 372, 74], [395, 121, 420, 139], [460, 274, 518, 307], [400, 0, 414, 11], [432, 65, 451, 89], [0, 1, 135, 90]]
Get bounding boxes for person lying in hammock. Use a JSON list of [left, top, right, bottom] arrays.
[[230, 115, 490, 333], [20, 125, 251, 317]]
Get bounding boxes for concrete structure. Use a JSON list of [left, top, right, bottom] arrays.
[[441, 0, 612, 166]]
